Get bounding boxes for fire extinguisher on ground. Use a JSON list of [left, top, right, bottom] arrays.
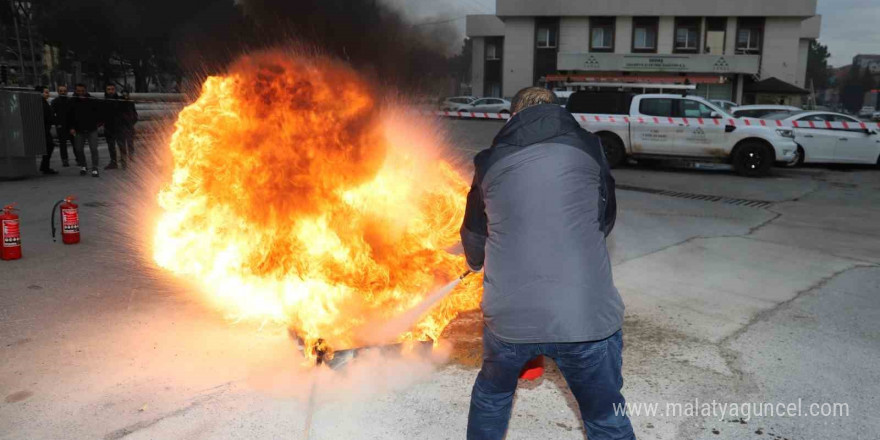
[[51, 196, 80, 244], [1, 203, 22, 261]]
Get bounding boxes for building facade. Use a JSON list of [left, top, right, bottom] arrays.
[[466, 0, 821, 105]]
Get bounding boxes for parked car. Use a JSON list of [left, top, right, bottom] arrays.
[[441, 96, 476, 111], [565, 92, 799, 176], [554, 90, 574, 107], [731, 105, 801, 119], [858, 106, 876, 119], [710, 99, 739, 112], [464, 97, 512, 114], [873, 110, 880, 122], [764, 111, 880, 166]]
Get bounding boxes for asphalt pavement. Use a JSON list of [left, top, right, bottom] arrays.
[[1, 119, 878, 439]]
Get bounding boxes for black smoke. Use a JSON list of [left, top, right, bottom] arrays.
[[174, 0, 461, 93]]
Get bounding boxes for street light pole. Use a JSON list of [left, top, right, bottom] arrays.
[[8, 0, 26, 85]]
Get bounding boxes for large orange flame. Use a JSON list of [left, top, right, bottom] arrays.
[[153, 50, 481, 351]]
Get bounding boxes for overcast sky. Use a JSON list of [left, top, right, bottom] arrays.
[[384, 0, 877, 67]]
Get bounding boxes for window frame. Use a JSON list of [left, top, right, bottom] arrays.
[[589, 17, 615, 53], [735, 18, 764, 54], [704, 17, 727, 55], [680, 99, 719, 119], [639, 98, 676, 117], [485, 42, 500, 61], [536, 25, 557, 49], [631, 17, 659, 53], [673, 17, 701, 53]]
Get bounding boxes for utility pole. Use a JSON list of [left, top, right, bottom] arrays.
[[16, 1, 39, 85], [9, 0, 25, 85]]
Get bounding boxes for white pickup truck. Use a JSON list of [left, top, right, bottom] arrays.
[[566, 93, 800, 176]]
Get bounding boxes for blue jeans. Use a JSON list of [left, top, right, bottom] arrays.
[[467, 327, 635, 440]]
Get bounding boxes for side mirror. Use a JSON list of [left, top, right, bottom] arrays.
[[710, 111, 721, 119]]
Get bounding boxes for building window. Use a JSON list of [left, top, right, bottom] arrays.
[[486, 43, 500, 60], [674, 18, 700, 53], [736, 18, 764, 54], [632, 17, 658, 53], [704, 17, 726, 54], [536, 25, 557, 48], [590, 18, 615, 52]]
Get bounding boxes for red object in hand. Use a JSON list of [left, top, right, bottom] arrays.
[[519, 356, 545, 380], [1, 204, 22, 261]]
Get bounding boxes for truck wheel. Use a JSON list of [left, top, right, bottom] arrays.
[[598, 133, 626, 168], [732, 141, 773, 177]]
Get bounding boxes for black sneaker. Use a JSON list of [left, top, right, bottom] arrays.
[[41, 168, 59, 175], [62, 161, 70, 167], [80, 167, 88, 176], [104, 161, 118, 170], [91, 168, 99, 178]]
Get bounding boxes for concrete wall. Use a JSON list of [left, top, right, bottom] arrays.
[[559, 17, 589, 54], [615, 17, 633, 55], [761, 17, 805, 86], [800, 15, 821, 39], [497, 0, 817, 17], [466, 15, 505, 37], [725, 18, 738, 55], [657, 16, 675, 54], [471, 37, 486, 97], [502, 17, 535, 97], [797, 39, 810, 89]]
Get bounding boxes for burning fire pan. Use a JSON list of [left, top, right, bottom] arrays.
[[289, 329, 435, 370]]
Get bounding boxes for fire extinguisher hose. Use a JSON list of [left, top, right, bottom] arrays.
[[50, 199, 64, 242]]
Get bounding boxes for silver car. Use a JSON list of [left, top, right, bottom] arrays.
[[464, 97, 512, 114], [442, 96, 476, 111]]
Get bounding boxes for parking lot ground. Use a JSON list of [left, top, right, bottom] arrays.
[[1, 119, 878, 439]]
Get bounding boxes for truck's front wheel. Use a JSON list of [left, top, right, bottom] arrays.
[[598, 133, 626, 168], [732, 141, 774, 177]]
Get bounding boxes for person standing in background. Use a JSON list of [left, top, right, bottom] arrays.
[[51, 85, 73, 167], [38, 86, 59, 175], [102, 83, 122, 170], [118, 90, 138, 168], [68, 83, 101, 177]]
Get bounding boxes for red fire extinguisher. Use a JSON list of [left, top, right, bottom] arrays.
[[519, 356, 545, 381], [51, 196, 80, 244], [1, 203, 22, 261]]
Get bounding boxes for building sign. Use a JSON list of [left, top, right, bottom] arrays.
[[558, 53, 760, 74]]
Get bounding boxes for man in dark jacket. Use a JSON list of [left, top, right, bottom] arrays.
[[51, 85, 72, 167], [38, 86, 58, 175], [68, 83, 101, 177], [462, 87, 633, 440], [118, 90, 138, 168], [102, 83, 122, 170]]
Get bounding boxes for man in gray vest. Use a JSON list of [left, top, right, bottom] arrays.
[[461, 87, 634, 440]]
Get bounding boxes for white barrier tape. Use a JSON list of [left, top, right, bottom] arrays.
[[435, 111, 880, 131], [436, 110, 510, 120]]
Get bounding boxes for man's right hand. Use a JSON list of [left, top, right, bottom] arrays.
[[69, 129, 75, 136]]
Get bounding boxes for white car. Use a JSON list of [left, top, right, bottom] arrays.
[[873, 110, 880, 122], [441, 96, 476, 111], [731, 105, 801, 119], [463, 97, 511, 114], [710, 99, 739, 112], [858, 106, 876, 119], [765, 111, 880, 165]]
